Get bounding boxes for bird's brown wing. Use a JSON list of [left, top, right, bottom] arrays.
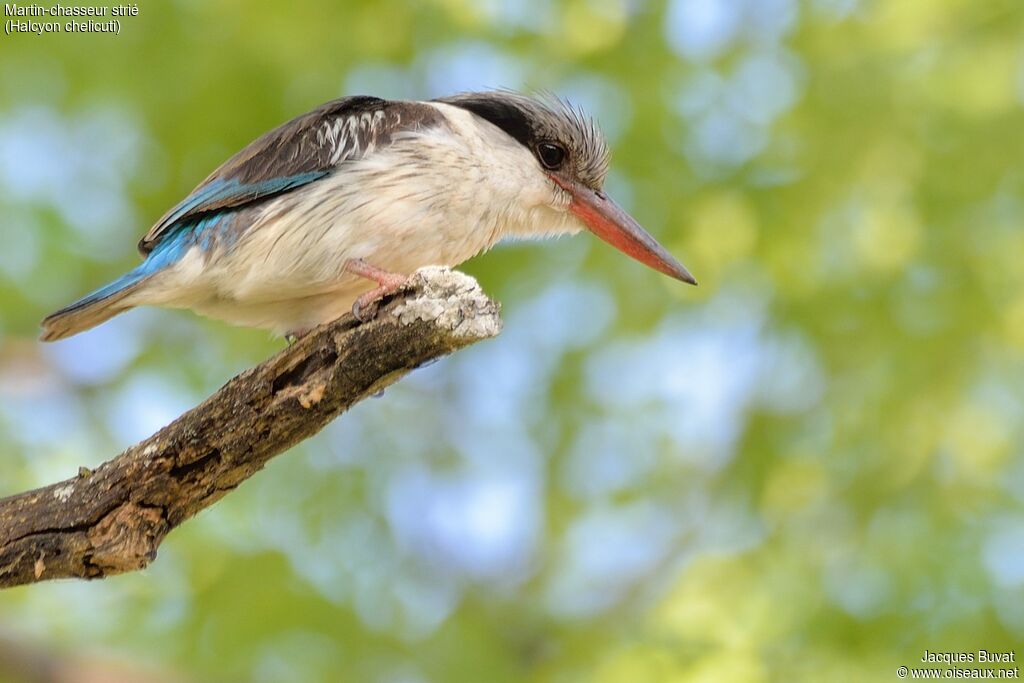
[[138, 96, 444, 255]]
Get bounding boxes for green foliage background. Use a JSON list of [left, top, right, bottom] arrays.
[[2, 1, 1024, 681]]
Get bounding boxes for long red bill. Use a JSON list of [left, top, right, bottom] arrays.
[[554, 177, 697, 285]]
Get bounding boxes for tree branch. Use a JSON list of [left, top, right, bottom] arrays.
[[0, 267, 502, 589]]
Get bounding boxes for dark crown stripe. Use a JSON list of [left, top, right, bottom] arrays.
[[441, 97, 533, 149]]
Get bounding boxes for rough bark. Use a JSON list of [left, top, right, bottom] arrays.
[[0, 267, 501, 589]]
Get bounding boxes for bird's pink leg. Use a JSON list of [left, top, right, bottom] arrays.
[[343, 258, 409, 321]]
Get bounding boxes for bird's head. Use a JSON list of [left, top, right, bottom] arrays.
[[439, 91, 697, 286]]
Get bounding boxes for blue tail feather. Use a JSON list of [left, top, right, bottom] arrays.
[[39, 265, 152, 341], [40, 212, 234, 341], [57, 224, 194, 317], [58, 267, 149, 315]]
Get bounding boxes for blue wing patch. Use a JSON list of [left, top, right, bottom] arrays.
[[140, 171, 329, 255], [157, 172, 328, 232]]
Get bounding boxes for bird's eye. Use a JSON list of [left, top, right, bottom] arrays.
[[536, 142, 567, 170]]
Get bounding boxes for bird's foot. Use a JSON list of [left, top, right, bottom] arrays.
[[344, 258, 409, 322]]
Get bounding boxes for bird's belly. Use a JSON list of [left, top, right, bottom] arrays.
[[187, 284, 367, 334], [157, 169, 501, 333]]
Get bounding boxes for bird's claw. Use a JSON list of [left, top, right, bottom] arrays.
[[351, 293, 382, 322], [343, 258, 409, 323]]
